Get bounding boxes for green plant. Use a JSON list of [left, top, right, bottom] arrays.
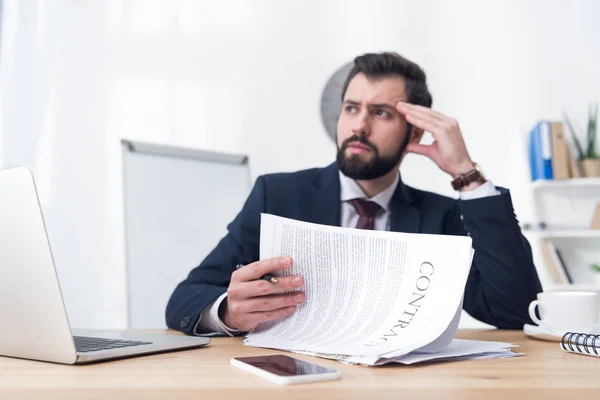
[[562, 101, 599, 161], [587, 102, 598, 159], [591, 263, 600, 273]]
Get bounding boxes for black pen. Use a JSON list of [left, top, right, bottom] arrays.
[[235, 264, 280, 284]]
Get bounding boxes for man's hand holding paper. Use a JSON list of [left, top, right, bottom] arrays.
[[220, 257, 305, 332]]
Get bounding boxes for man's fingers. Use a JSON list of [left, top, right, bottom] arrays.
[[404, 113, 441, 136], [406, 142, 438, 159], [400, 104, 461, 137], [404, 108, 445, 128], [397, 102, 448, 122], [232, 292, 305, 314], [232, 257, 293, 282], [241, 305, 298, 329], [228, 275, 304, 299]]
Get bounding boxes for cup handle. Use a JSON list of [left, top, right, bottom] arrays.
[[528, 300, 544, 326]]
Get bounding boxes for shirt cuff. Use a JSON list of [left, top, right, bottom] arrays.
[[458, 180, 500, 201], [193, 292, 240, 337]]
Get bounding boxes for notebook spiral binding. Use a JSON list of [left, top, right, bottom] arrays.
[[561, 332, 600, 356]]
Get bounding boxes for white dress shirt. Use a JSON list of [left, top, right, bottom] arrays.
[[195, 171, 500, 336]]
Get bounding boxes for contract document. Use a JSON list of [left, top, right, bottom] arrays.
[[243, 214, 520, 366]]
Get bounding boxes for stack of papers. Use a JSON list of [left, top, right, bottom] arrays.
[[243, 214, 521, 366], [292, 339, 520, 366]]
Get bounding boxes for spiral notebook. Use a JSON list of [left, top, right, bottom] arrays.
[[561, 332, 600, 357]]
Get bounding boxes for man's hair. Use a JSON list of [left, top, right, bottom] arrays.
[[341, 52, 433, 107]]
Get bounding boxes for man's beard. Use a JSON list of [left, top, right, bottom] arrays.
[[336, 127, 411, 180]]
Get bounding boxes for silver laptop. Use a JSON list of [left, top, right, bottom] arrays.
[[0, 167, 210, 364]]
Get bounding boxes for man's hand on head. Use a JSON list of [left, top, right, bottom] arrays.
[[396, 102, 482, 190]]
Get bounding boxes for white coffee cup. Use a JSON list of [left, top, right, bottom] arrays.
[[528, 291, 600, 334]]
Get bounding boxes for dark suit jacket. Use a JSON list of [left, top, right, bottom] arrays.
[[166, 163, 542, 333]]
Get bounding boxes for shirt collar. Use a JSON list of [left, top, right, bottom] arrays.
[[339, 170, 400, 213]]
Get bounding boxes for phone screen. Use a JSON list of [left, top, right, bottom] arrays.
[[233, 355, 338, 377]]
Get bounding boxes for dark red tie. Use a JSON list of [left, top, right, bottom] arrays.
[[350, 199, 381, 230]]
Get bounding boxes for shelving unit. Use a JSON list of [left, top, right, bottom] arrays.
[[529, 177, 600, 289], [531, 177, 600, 230], [532, 177, 600, 191]]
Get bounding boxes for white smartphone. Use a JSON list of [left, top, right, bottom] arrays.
[[231, 354, 341, 385]]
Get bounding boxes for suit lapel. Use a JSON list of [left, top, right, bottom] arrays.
[[308, 163, 341, 227], [389, 177, 421, 233]]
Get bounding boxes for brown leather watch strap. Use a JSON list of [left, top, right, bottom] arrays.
[[451, 168, 485, 191]]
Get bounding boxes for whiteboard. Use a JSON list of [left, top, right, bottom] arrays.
[[121, 140, 251, 328]]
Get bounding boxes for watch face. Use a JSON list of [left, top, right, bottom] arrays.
[[320, 61, 354, 143]]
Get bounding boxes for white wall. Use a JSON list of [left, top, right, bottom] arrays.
[[1, 0, 599, 329]]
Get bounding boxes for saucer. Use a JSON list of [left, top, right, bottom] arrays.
[[524, 324, 600, 342], [523, 324, 565, 342]]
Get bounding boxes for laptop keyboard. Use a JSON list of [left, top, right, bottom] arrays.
[[74, 336, 153, 353]]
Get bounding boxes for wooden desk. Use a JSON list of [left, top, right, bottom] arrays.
[[1, 330, 599, 399]]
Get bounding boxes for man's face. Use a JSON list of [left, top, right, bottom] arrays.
[[336, 73, 412, 180]]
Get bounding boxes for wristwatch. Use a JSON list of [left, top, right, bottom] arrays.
[[451, 163, 486, 191]]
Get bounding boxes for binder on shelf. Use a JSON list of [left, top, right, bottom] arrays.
[[561, 332, 600, 358], [554, 248, 573, 284], [539, 239, 572, 284], [550, 122, 570, 180], [529, 121, 553, 181]]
